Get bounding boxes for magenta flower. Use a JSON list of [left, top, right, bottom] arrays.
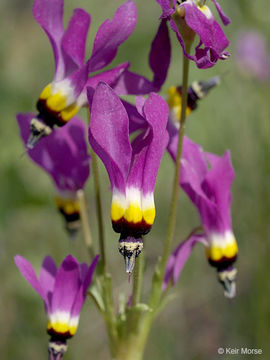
[[17, 113, 90, 235], [27, 0, 170, 147], [156, 0, 230, 69], [166, 134, 238, 297], [235, 30, 270, 82], [89, 83, 169, 272], [14, 254, 99, 359]]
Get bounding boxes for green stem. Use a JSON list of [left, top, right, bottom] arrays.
[[76, 189, 95, 260], [160, 43, 191, 276], [91, 148, 106, 273], [103, 274, 118, 358], [87, 111, 116, 356], [132, 253, 144, 306]]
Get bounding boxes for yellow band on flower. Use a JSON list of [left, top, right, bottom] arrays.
[[206, 233, 238, 262], [111, 201, 125, 222], [39, 83, 79, 121], [55, 197, 80, 215], [111, 201, 155, 226], [142, 207, 155, 226], [40, 83, 67, 112], [47, 321, 77, 336], [167, 86, 192, 121], [61, 103, 80, 122]]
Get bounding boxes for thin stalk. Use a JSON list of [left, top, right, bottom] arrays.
[[86, 108, 106, 272], [91, 149, 106, 272], [103, 274, 118, 358], [86, 101, 117, 358], [77, 189, 95, 259], [132, 253, 144, 306], [160, 43, 191, 277]]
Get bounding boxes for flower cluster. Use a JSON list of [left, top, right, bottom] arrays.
[[18, 113, 90, 235], [14, 0, 236, 357]]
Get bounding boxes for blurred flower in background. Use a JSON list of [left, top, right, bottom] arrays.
[[235, 30, 270, 82], [14, 254, 99, 360], [166, 136, 238, 298], [17, 114, 90, 236]]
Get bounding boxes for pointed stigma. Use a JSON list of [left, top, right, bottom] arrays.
[[217, 266, 237, 299], [119, 236, 143, 274], [27, 118, 52, 149], [48, 338, 68, 360]]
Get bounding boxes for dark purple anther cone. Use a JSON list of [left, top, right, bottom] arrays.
[[27, 118, 52, 149], [119, 236, 143, 274], [192, 76, 220, 99], [48, 339, 68, 360], [217, 265, 237, 299]]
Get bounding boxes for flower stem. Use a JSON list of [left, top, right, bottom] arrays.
[[91, 146, 106, 273], [86, 108, 106, 272], [132, 253, 144, 306], [160, 43, 191, 277], [77, 189, 95, 259], [103, 274, 118, 358]]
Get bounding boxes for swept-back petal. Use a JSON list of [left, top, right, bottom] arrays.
[[14, 255, 46, 302], [211, 0, 231, 25], [17, 113, 90, 192], [182, 2, 230, 68], [113, 20, 171, 95], [140, 93, 169, 194], [51, 255, 80, 314], [163, 234, 205, 289], [88, 1, 137, 72], [70, 255, 99, 318], [172, 234, 206, 284], [40, 256, 57, 307], [62, 9, 91, 75], [112, 71, 157, 95], [122, 100, 146, 134], [149, 19, 171, 90], [65, 63, 90, 99], [179, 137, 220, 231], [88, 82, 132, 192], [33, 0, 64, 80], [156, 0, 176, 18], [86, 62, 130, 106], [127, 129, 151, 190], [167, 130, 208, 205], [180, 136, 208, 201], [203, 151, 234, 230]]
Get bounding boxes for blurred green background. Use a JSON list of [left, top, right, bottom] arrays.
[[1, 0, 270, 359]]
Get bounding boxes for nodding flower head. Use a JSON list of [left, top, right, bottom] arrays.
[[88, 82, 169, 273], [156, 0, 231, 69], [166, 136, 238, 298], [17, 113, 90, 236], [14, 255, 99, 359], [166, 76, 220, 123], [27, 0, 171, 147]]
